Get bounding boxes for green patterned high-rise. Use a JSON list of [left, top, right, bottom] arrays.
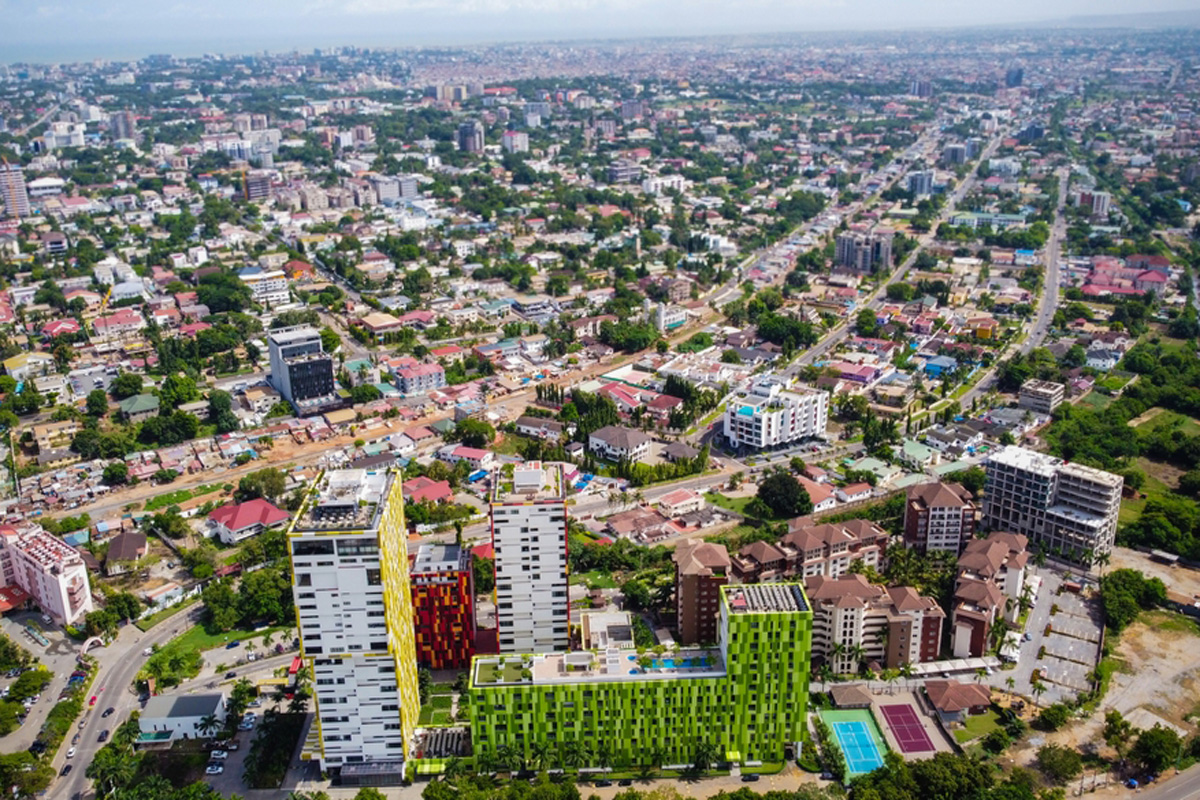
[[469, 584, 812, 768]]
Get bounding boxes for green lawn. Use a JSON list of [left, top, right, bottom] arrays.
[[492, 433, 537, 457], [570, 571, 619, 589], [134, 597, 201, 632], [145, 483, 224, 512], [167, 623, 288, 653], [430, 695, 453, 710], [953, 707, 1002, 743], [1119, 457, 1172, 528], [704, 492, 756, 516]]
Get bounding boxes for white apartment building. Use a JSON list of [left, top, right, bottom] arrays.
[[0, 525, 93, 626], [722, 377, 828, 450], [288, 470, 420, 781], [491, 462, 569, 653], [238, 267, 290, 308], [983, 446, 1123, 564]]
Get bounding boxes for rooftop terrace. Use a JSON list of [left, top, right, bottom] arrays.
[[294, 469, 394, 532], [491, 460, 564, 503], [724, 583, 809, 613], [472, 648, 726, 687]]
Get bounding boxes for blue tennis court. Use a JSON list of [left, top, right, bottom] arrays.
[[830, 718, 885, 775]]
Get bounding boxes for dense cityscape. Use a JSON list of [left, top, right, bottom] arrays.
[[0, 16, 1199, 800]]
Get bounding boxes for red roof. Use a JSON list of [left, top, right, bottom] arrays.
[[0, 585, 30, 612], [43, 319, 81, 337], [472, 543, 494, 560], [402, 476, 454, 504], [208, 499, 289, 533]]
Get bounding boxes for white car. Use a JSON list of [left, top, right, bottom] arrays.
[[66, 747, 76, 759], [205, 765, 224, 776], [238, 720, 255, 731], [210, 750, 228, 760]]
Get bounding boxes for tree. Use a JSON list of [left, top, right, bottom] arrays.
[[102, 462, 129, 486], [1036, 703, 1071, 731], [756, 470, 813, 519], [202, 580, 241, 631], [109, 372, 144, 399], [1104, 709, 1135, 763], [1130, 724, 1181, 774], [1100, 568, 1167, 631], [160, 374, 200, 409], [621, 578, 653, 610], [1037, 743, 1083, 784], [236, 468, 287, 502], [450, 418, 495, 448], [86, 388, 109, 417]]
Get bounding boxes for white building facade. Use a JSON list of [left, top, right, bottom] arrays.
[[723, 378, 828, 450], [0, 525, 93, 626], [491, 462, 569, 653]]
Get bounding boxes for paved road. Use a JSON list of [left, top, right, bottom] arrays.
[[959, 166, 1068, 410], [56, 604, 204, 800]]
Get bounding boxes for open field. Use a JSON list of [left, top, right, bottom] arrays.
[[1118, 456, 1179, 527], [1130, 407, 1200, 438]]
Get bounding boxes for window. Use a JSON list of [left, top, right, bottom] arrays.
[[293, 540, 335, 557], [297, 573, 312, 587], [366, 568, 382, 585]]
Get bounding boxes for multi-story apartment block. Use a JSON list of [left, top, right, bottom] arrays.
[[732, 519, 886, 583], [268, 326, 336, 413], [501, 131, 529, 153], [288, 469, 419, 781], [393, 363, 446, 395], [1018, 379, 1065, 416], [470, 584, 812, 768], [491, 462, 569, 653], [983, 446, 1122, 564], [457, 121, 484, 153], [906, 170, 934, 196], [673, 539, 731, 645], [238, 266, 289, 308], [607, 160, 642, 183], [410, 544, 476, 670], [0, 163, 31, 219], [723, 377, 828, 451], [904, 481, 978, 554], [0, 525, 93, 626], [805, 574, 943, 673], [950, 531, 1028, 658], [835, 227, 894, 273]]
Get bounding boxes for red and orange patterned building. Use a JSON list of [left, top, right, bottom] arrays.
[[410, 544, 476, 669]]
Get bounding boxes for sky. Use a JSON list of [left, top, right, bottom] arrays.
[[1, 0, 1198, 63]]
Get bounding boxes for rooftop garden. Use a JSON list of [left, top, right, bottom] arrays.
[[475, 657, 532, 684]]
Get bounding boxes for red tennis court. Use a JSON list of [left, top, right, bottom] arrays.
[[880, 704, 935, 753]]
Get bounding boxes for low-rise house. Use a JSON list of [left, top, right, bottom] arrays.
[[139, 693, 227, 743], [924, 680, 992, 726], [588, 425, 651, 461], [657, 489, 705, 517], [104, 531, 147, 576], [118, 394, 160, 423], [207, 499, 290, 545], [515, 416, 565, 441], [403, 476, 454, 505]]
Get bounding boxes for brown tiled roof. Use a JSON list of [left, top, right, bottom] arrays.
[[925, 679, 992, 713], [674, 539, 731, 576]]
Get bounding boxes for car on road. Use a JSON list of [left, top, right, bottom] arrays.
[[224, 672, 237, 679], [102, 707, 114, 717], [66, 747, 76, 759], [205, 764, 224, 776], [741, 775, 760, 782], [89, 695, 97, 706], [238, 720, 255, 731], [593, 780, 612, 787], [98, 729, 109, 742], [210, 750, 228, 760], [60, 764, 72, 777], [225, 641, 239, 650], [618, 779, 633, 787]]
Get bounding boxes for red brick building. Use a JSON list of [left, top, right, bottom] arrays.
[[410, 544, 476, 669]]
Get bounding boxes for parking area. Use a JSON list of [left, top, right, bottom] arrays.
[[0, 611, 88, 750], [984, 567, 1102, 706]]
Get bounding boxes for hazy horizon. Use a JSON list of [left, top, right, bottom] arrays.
[[1, 0, 1199, 65]]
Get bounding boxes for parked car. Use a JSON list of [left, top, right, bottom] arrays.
[[224, 672, 237, 679], [205, 765, 224, 776], [210, 750, 228, 760], [224, 641, 239, 650], [618, 779, 633, 787], [66, 747, 76, 759], [60, 765, 72, 777], [741, 775, 760, 783], [88, 695, 97, 707], [593, 780, 612, 788]]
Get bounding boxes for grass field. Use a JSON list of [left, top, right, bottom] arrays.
[[168, 623, 288, 653], [1133, 408, 1200, 438], [704, 492, 756, 516], [1119, 456, 1178, 528], [134, 597, 201, 631], [1077, 392, 1113, 411], [570, 571, 619, 589], [145, 483, 224, 512]]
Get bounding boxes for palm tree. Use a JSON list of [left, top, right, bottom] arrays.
[[899, 662, 915, 692], [691, 741, 720, 774], [530, 741, 551, 772], [849, 643, 868, 675], [597, 740, 613, 771], [975, 667, 987, 684], [261, 630, 275, 652], [831, 642, 848, 674], [442, 755, 465, 784], [1031, 680, 1047, 709], [561, 741, 584, 771], [198, 713, 221, 738], [475, 750, 497, 775], [87, 745, 138, 797], [496, 745, 520, 775], [1005, 676, 1016, 700], [1096, 551, 1111, 577]]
